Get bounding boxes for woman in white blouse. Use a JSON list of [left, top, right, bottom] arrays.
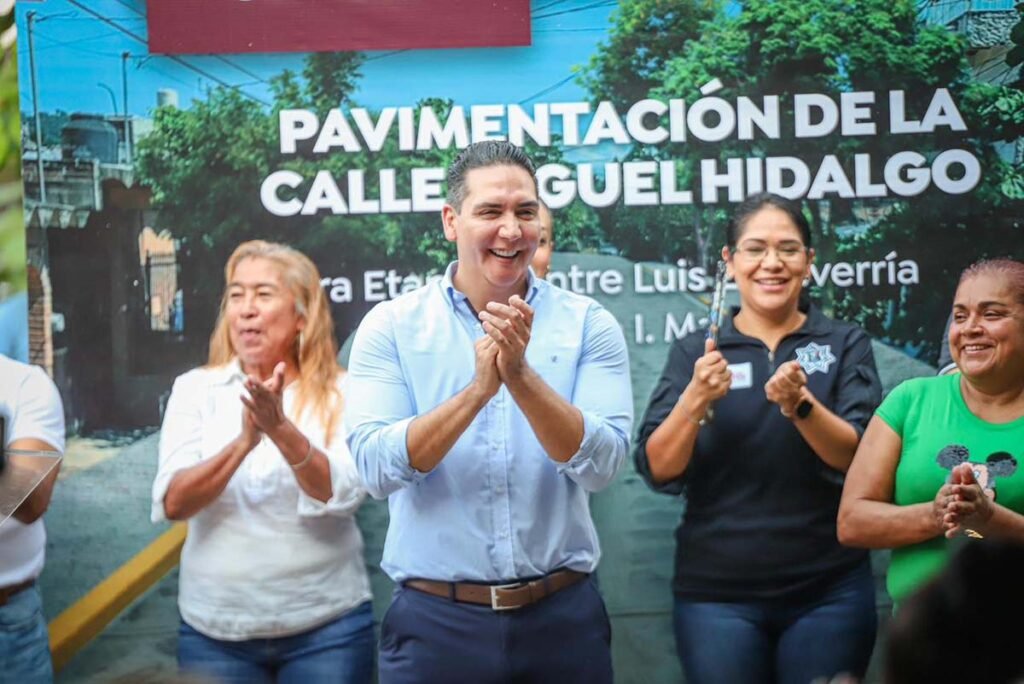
[[152, 240, 373, 683]]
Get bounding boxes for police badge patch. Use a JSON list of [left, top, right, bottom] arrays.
[[794, 342, 837, 375]]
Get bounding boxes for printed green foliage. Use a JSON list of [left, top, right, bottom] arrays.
[[134, 51, 602, 336], [584, 0, 1024, 361]]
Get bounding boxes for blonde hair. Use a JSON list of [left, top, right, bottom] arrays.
[[208, 240, 343, 443]]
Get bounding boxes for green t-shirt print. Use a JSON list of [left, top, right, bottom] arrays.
[[875, 373, 1024, 603]]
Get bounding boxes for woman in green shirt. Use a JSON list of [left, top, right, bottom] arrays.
[[838, 258, 1024, 604]]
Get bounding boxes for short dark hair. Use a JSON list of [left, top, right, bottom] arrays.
[[446, 141, 537, 212], [726, 192, 812, 249]]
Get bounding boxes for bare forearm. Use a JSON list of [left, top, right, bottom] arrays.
[[644, 393, 706, 483], [979, 505, 1024, 542], [11, 438, 61, 523], [792, 396, 860, 472], [266, 420, 332, 502], [13, 468, 60, 524], [163, 437, 253, 520], [407, 383, 491, 472], [505, 367, 583, 462], [838, 500, 942, 549]]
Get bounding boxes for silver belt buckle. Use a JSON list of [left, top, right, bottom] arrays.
[[490, 582, 524, 611]]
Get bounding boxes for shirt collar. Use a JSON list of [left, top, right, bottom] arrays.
[[206, 358, 247, 385], [441, 261, 541, 311], [800, 304, 832, 335], [207, 358, 303, 395], [720, 301, 829, 342], [525, 267, 541, 304]]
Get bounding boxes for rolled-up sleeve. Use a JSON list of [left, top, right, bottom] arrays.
[[834, 329, 882, 436], [558, 305, 633, 492], [344, 304, 427, 499], [633, 338, 694, 496], [296, 385, 367, 517], [152, 375, 202, 523]]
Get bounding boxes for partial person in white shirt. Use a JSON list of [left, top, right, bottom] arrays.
[[0, 353, 64, 683], [151, 241, 373, 684]]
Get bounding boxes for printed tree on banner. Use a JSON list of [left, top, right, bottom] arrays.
[[136, 86, 285, 338], [136, 50, 592, 342], [136, 54, 450, 341], [581, 0, 719, 265], [583, 0, 1023, 359]]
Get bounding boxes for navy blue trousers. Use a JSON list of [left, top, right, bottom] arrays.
[[379, 575, 612, 684]]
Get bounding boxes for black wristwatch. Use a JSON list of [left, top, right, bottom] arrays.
[[795, 398, 814, 420]]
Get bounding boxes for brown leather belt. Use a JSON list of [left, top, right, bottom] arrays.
[[405, 569, 587, 611], [0, 579, 35, 607]]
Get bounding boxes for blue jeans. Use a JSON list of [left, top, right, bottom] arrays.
[[0, 584, 53, 684], [674, 564, 877, 684], [178, 601, 375, 684]]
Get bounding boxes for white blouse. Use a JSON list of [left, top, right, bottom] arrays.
[[0, 355, 65, 587], [151, 361, 371, 641]]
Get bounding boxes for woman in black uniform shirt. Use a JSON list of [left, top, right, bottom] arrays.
[[634, 193, 881, 684]]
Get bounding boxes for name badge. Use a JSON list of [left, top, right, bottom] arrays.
[[728, 362, 753, 389]]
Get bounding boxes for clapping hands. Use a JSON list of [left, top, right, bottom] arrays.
[[688, 337, 732, 405], [765, 360, 808, 417], [473, 336, 501, 400], [936, 463, 994, 539], [241, 361, 288, 442], [479, 295, 534, 384]]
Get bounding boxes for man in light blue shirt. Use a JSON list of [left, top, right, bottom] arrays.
[[345, 141, 632, 684]]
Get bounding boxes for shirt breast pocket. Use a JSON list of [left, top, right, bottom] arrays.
[[200, 398, 241, 461], [402, 345, 473, 413], [531, 346, 579, 400]]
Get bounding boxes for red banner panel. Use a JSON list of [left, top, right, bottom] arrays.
[[145, 1, 531, 55]]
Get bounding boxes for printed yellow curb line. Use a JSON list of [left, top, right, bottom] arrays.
[[48, 523, 187, 672]]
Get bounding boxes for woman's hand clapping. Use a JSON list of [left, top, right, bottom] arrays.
[[765, 360, 808, 418], [684, 337, 732, 408], [942, 462, 994, 539], [242, 361, 289, 437]]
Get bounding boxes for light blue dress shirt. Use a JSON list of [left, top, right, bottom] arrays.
[[345, 263, 633, 583]]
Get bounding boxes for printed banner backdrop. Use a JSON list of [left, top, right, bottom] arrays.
[[14, 0, 1024, 680]]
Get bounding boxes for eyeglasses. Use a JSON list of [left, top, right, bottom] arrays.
[[732, 242, 808, 263]]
